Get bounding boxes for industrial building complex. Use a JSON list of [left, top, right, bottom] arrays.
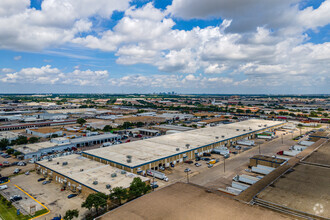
[[82, 119, 284, 174]]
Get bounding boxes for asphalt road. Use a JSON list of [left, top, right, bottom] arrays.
[[189, 127, 313, 189]]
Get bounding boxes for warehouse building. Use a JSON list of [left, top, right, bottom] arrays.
[[36, 155, 150, 196], [83, 119, 284, 174], [26, 127, 63, 138], [12, 133, 120, 159]]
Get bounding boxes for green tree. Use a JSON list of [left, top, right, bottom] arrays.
[[77, 118, 87, 126], [323, 113, 328, 117], [128, 177, 151, 199], [6, 148, 14, 154], [13, 136, 28, 145], [28, 137, 39, 143], [13, 151, 21, 157], [109, 187, 128, 206], [136, 122, 144, 128], [81, 192, 108, 215], [64, 209, 79, 220], [309, 111, 318, 117], [103, 125, 113, 132], [122, 122, 133, 129], [0, 138, 9, 150]]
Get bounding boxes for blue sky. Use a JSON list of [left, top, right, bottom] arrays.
[[0, 0, 329, 94]]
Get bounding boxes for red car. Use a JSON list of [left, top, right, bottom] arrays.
[[125, 139, 131, 143]]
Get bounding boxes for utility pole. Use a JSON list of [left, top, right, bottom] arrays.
[[281, 133, 283, 144], [223, 157, 226, 173]]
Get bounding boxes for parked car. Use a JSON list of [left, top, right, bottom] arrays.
[[13, 168, 21, 174], [38, 178, 46, 182], [203, 153, 211, 157], [207, 164, 213, 168], [25, 171, 30, 175], [184, 168, 191, 172], [67, 194, 78, 199], [150, 183, 159, 189], [18, 162, 26, 166], [0, 185, 7, 190], [184, 160, 193, 164], [194, 163, 202, 167], [159, 166, 165, 171], [10, 195, 22, 202], [11, 162, 18, 166], [42, 180, 51, 185]]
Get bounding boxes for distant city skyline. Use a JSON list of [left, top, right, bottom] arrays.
[[0, 0, 329, 94]]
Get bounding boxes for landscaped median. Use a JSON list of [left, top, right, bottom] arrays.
[[0, 185, 50, 220]]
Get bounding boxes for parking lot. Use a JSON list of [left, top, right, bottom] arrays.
[[5, 173, 88, 219]]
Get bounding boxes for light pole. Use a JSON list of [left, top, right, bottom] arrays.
[[184, 170, 190, 183], [223, 157, 226, 173], [256, 141, 263, 155], [281, 133, 283, 144]]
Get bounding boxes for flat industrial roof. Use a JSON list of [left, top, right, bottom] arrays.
[[84, 119, 284, 168], [13, 141, 67, 154], [28, 127, 62, 134], [70, 133, 118, 143], [0, 131, 20, 139], [37, 154, 149, 194]]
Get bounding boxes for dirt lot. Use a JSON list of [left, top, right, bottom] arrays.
[[8, 173, 88, 219], [303, 141, 330, 166], [98, 182, 290, 220], [257, 164, 330, 218]]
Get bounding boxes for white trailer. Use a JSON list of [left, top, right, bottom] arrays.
[[283, 150, 300, 157], [257, 165, 275, 172], [226, 186, 243, 195], [232, 181, 250, 191], [257, 135, 272, 139], [252, 166, 273, 175], [233, 174, 260, 185], [272, 155, 290, 161], [237, 140, 255, 146], [290, 145, 307, 151], [298, 141, 315, 146], [212, 147, 229, 156], [147, 169, 169, 181]]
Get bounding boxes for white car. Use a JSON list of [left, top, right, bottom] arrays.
[[0, 185, 8, 190]]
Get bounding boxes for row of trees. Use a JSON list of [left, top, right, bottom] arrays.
[[0, 136, 40, 151], [81, 177, 151, 217]]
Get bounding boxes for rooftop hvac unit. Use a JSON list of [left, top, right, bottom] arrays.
[[80, 169, 84, 172], [127, 159, 132, 163], [57, 162, 59, 165], [186, 144, 190, 149], [93, 181, 98, 185], [249, 128, 252, 131], [106, 184, 111, 189], [127, 155, 132, 159], [121, 170, 126, 174], [221, 135, 225, 138], [264, 124, 267, 127], [111, 173, 117, 178], [176, 148, 180, 151], [243, 129, 246, 131], [236, 129, 239, 131], [62, 162, 68, 166]]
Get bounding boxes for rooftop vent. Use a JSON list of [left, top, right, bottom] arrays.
[[111, 173, 117, 178], [176, 148, 180, 151], [62, 162, 68, 166], [93, 181, 98, 185]]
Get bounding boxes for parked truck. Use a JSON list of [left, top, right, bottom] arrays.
[[232, 174, 260, 185], [147, 169, 169, 182], [289, 145, 307, 151], [212, 147, 229, 156], [256, 135, 272, 140]]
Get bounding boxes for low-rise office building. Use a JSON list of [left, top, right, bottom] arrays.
[[36, 154, 150, 196], [83, 119, 284, 174]]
